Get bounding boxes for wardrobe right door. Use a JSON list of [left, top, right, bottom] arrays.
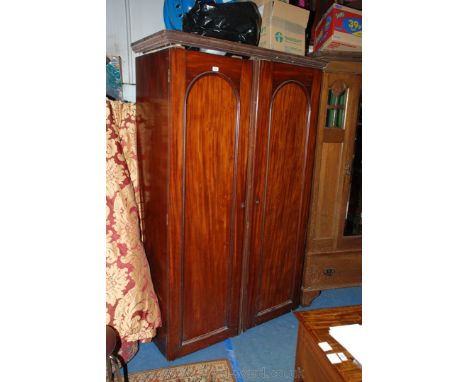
[[244, 61, 322, 328]]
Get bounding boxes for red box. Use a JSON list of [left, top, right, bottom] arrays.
[[313, 4, 362, 52]]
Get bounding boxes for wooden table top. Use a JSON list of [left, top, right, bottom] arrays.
[[295, 305, 362, 381]]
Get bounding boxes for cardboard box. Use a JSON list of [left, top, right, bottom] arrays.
[[314, 4, 362, 52], [253, 0, 288, 8], [254, 0, 310, 56]]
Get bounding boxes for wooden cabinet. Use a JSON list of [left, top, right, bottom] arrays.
[[135, 43, 321, 359], [301, 61, 362, 306], [294, 306, 362, 381]]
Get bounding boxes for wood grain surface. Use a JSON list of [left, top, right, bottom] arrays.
[[131, 30, 327, 69], [182, 74, 239, 342], [137, 46, 324, 359], [301, 251, 362, 298], [301, 63, 362, 307], [295, 305, 362, 382], [137, 48, 252, 359], [245, 61, 322, 328], [136, 50, 171, 354]]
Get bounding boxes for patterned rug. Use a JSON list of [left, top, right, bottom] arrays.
[[128, 359, 235, 382]]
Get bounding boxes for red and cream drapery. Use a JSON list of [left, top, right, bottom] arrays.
[[106, 99, 161, 362]]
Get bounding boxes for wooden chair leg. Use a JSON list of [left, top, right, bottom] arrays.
[[109, 354, 123, 382], [106, 357, 113, 382]]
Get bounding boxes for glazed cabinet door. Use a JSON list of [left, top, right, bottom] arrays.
[[167, 49, 252, 358], [244, 62, 321, 328], [307, 71, 361, 254], [337, 91, 362, 250]]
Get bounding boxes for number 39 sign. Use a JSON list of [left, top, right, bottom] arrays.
[[343, 17, 362, 36]]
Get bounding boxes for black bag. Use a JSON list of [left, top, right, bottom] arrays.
[[182, 0, 261, 46]]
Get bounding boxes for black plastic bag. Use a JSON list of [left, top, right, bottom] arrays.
[[183, 0, 261, 46]]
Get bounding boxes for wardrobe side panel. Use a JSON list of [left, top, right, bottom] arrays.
[[135, 50, 170, 353]]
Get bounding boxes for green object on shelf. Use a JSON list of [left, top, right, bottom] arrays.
[[326, 89, 347, 128]]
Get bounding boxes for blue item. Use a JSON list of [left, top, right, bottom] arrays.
[[163, 0, 234, 31]]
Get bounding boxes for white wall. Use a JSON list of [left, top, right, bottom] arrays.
[[106, 0, 166, 101]]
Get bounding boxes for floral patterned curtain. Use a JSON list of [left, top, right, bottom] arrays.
[[106, 99, 162, 362]]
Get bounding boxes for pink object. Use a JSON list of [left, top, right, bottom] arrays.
[[106, 99, 162, 364]]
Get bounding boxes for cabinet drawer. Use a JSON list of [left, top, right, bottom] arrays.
[[303, 251, 361, 290]]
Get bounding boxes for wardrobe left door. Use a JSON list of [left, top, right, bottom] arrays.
[[166, 49, 252, 359]]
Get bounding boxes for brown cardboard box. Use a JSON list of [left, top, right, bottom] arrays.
[[254, 1, 310, 56], [313, 3, 362, 52]]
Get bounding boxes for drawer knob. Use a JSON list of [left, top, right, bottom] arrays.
[[323, 268, 336, 277]]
